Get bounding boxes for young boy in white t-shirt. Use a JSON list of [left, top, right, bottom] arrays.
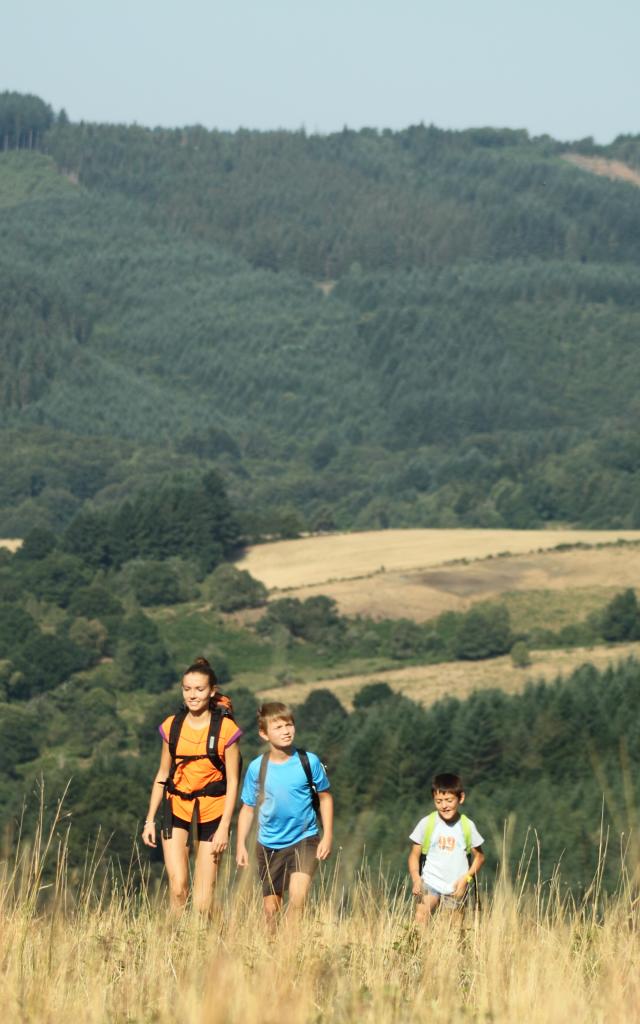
[[408, 772, 485, 922]]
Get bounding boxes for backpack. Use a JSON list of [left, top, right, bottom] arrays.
[[257, 748, 321, 817], [161, 696, 235, 840]]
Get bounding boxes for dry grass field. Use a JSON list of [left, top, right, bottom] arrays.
[[258, 642, 640, 710], [238, 529, 640, 592], [238, 529, 640, 706], [3, 819, 640, 1024], [0, 538, 22, 553], [238, 530, 640, 624]]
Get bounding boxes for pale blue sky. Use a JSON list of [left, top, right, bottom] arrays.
[[3, 0, 639, 142]]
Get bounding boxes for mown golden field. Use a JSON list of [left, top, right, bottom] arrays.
[[234, 528, 640, 705], [238, 529, 640, 622]]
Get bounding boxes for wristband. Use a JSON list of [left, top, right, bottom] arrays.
[[466, 874, 473, 884], [144, 820, 156, 826]]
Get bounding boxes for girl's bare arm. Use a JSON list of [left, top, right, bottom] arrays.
[[210, 741, 241, 854], [142, 741, 171, 847], [235, 803, 255, 867]]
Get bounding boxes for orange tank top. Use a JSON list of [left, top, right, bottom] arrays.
[[160, 712, 241, 822]]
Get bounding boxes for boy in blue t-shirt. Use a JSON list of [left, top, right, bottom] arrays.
[[236, 701, 333, 925]]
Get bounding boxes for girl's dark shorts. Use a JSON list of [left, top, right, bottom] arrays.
[[171, 814, 221, 842], [256, 836, 319, 896]]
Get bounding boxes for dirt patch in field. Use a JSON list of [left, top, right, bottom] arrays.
[[257, 642, 640, 711], [562, 153, 640, 187], [258, 544, 640, 623], [0, 538, 22, 553]]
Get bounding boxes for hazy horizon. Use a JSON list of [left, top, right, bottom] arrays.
[[3, 0, 639, 145]]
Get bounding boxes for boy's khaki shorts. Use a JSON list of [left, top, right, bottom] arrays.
[[256, 836, 319, 897], [423, 884, 467, 910]]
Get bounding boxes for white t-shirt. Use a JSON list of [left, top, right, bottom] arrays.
[[409, 814, 484, 895]]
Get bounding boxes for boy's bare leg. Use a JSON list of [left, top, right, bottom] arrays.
[[263, 894, 283, 932], [415, 892, 440, 924], [286, 871, 313, 925]]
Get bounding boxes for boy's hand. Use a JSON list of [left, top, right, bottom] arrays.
[[316, 836, 332, 860], [236, 843, 249, 868], [453, 875, 470, 900], [411, 877, 423, 897]]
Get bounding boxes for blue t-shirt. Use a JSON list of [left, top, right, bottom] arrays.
[[241, 750, 330, 849]]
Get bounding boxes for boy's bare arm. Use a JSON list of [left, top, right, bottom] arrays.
[[453, 845, 485, 899], [235, 804, 255, 867], [470, 846, 485, 876], [316, 790, 333, 860], [408, 843, 423, 896]]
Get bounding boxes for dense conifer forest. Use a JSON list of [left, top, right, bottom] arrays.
[[2, 92, 640, 887], [3, 91, 640, 536]]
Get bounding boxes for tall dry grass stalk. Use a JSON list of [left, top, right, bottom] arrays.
[[1, 807, 639, 1023]]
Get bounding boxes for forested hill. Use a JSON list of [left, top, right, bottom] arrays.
[[3, 91, 640, 536]]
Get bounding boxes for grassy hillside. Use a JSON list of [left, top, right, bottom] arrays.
[[3, 98, 640, 895], [2, 516, 640, 887]]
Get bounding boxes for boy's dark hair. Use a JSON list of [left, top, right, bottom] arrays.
[[431, 772, 464, 796], [257, 701, 295, 733]]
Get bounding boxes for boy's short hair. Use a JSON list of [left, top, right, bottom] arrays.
[[431, 772, 464, 796], [257, 701, 295, 732]]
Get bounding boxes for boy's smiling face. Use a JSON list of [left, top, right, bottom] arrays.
[[433, 788, 465, 821]]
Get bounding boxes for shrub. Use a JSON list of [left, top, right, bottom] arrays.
[[205, 564, 267, 612], [68, 585, 124, 620], [510, 640, 531, 668], [127, 560, 182, 606], [258, 596, 345, 646], [116, 612, 175, 693], [600, 589, 640, 642], [353, 682, 395, 708], [12, 632, 91, 699], [69, 617, 108, 657], [0, 706, 39, 775], [22, 552, 91, 608], [453, 604, 512, 660], [0, 604, 38, 657], [14, 528, 57, 561]]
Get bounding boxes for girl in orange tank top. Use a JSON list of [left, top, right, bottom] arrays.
[[141, 657, 242, 915]]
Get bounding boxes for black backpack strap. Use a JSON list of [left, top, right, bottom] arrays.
[[168, 709, 188, 762], [162, 710, 188, 839], [206, 704, 227, 775], [296, 748, 320, 813]]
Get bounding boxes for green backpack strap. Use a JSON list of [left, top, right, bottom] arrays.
[[420, 811, 438, 855], [460, 813, 472, 856], [421, 812, 473, 856]]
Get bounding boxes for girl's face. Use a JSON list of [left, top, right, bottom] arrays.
[[182, 671, 214, 714]]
